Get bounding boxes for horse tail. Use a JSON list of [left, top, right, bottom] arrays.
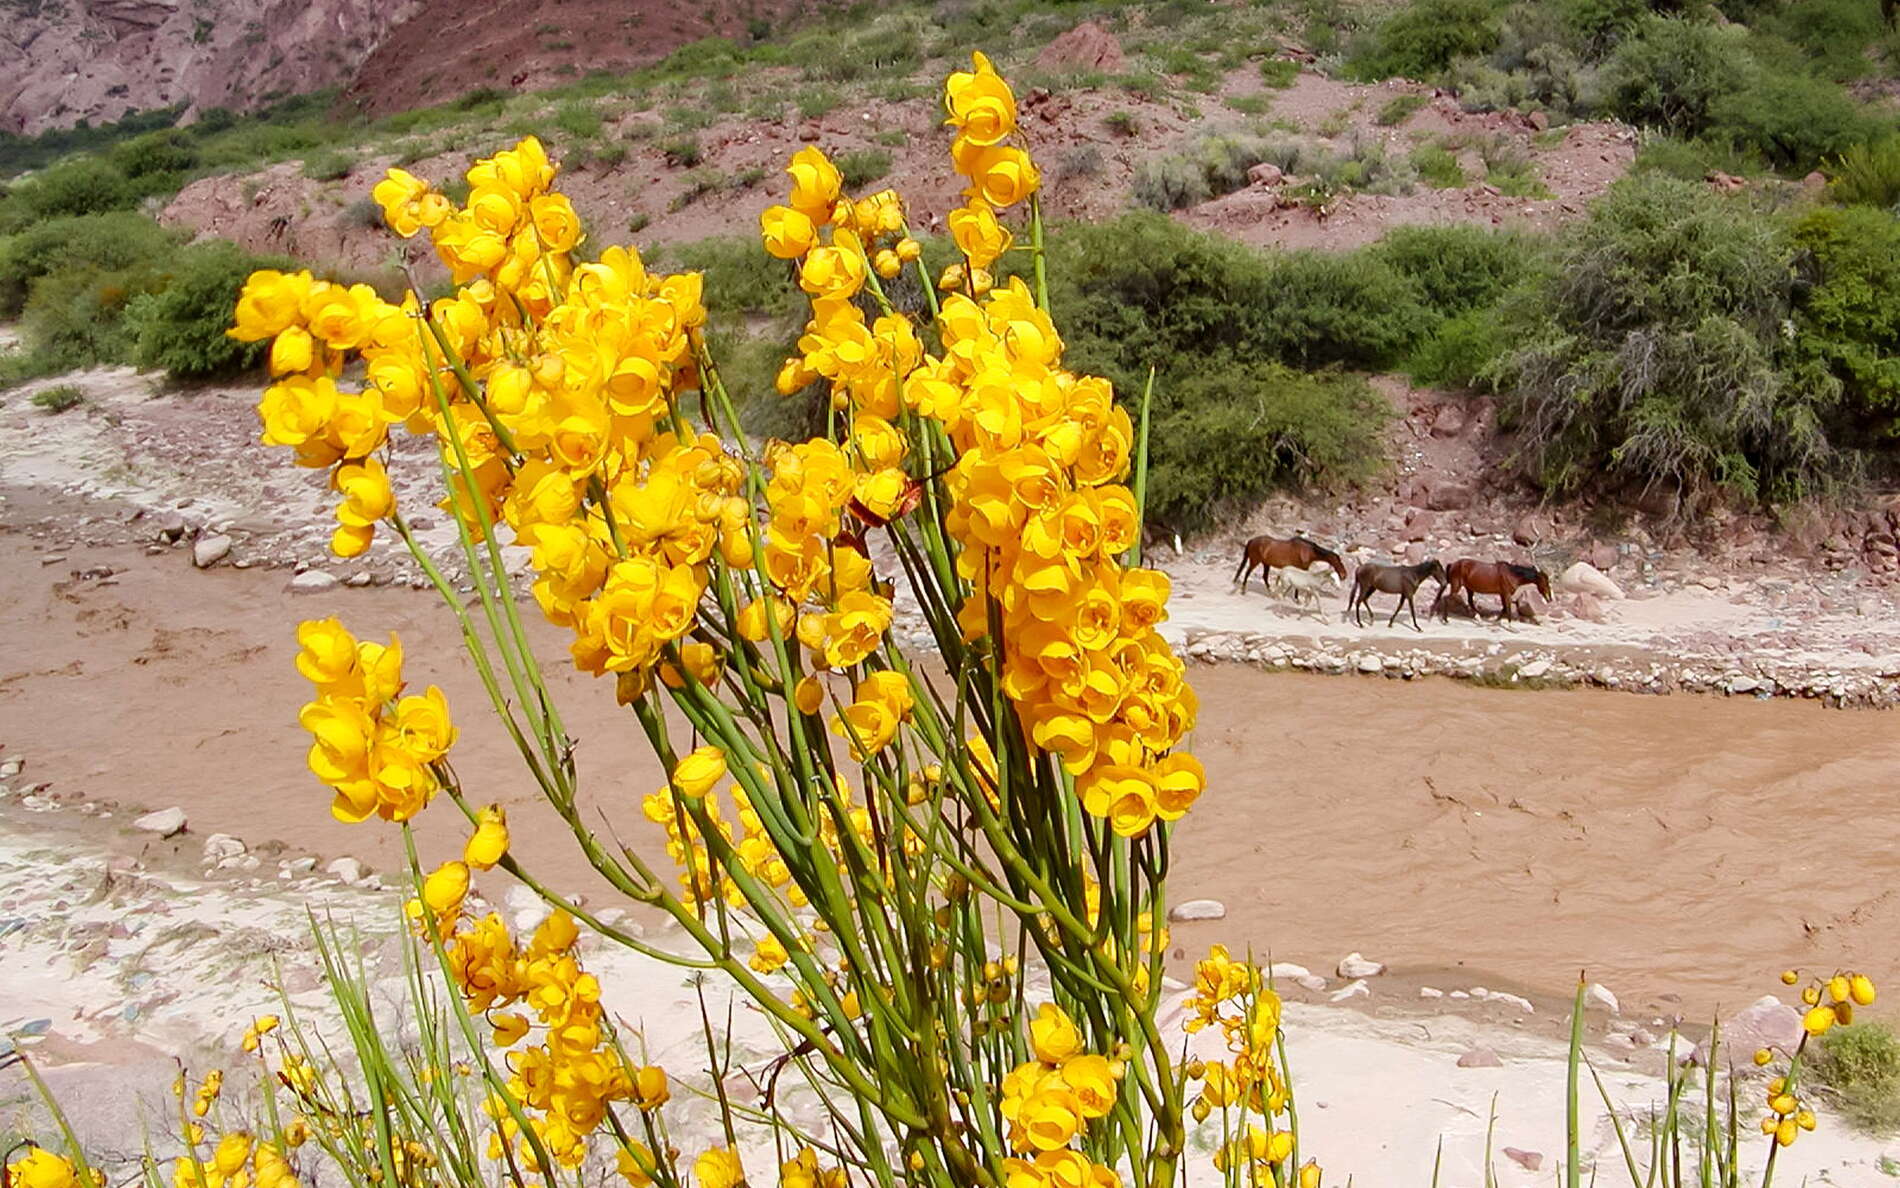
[[1232, 541, 1251, 585]]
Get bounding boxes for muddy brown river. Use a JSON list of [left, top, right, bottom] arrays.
[[4, 534, 1896, 1015]]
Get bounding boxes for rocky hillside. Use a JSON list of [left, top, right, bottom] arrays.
[[0, 0, 821, 135], [0, 0, 416, 134]]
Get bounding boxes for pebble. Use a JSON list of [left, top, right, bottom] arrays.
[[288, 570, 340, 594], [202, 834, 246, 862], [1503, 1148, 1544, 1173], [1355, 654, 1384, 674], [1337, 952, 1386, 979], [1267, 962, 1328, 992], [0, 757, 21, 778], [192, 535, 233, 568], [1169, 898, 1226, 922], [325, 856, 367, 884], [345, 573, 373, 587], [1418, 986, 1443, 999], [1517, 659, 1552, 679], [1456, 1046, 1502, 1068], [134, 807, 188, 837], [283, 856, 317, 875], [1328, 979, 1369, 1003], [17, 1018, 52, 1037], [1585, 982, 1620, 1014]]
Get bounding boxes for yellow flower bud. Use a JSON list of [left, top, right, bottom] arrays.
[[1775, 1117, 1798, 1147], [422, 861, 470, 916], [464, 804, 509, 870], [1753, 1048, 1773, 1066], [1829, 975, 1851, 1003], [794, 676, 824, 715], [1803, 1005, 1837, 1035], [670, 746, 727, 798], [1851, 974, 1877, 1006], [1781, 969, 1800, 985]]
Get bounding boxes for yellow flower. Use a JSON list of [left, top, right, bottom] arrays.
[[1030, 1002, 1083, 1064], [944, 51, 1018, 147], [423, 860, 470, 916], [616, 1143, 656, 1187], [230, 269, 314, 342], [949, 200, 1013, 268], [693, 1147, 744, 1188], [953, 142, 1040, 207], [750, 932, 790, 973], [1803, 1004, 1837, 1035], [793, 676, 825, 715], [1851, 974, 1877, 1005], [760, 205, 817, 259], [786, 147, 842, 219], [1018, 1087, 1084, 1151], [491, 1012, 530, 1046], [212, 1133, 253, 1177], [1060, 1053, 1117, 1118], [634, 1065, 670, 1110], [464, 804, 509, 869], [671, 746, 728, 797], [295, 617, 358, 688], [6, 1148, 93, 1188]]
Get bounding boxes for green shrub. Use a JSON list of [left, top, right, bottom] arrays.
[[1226, 94, 1274, 116], [30, 383, 83, 413], [837, 148, 894, 189], [553, 101, 604, 141], [1815, 1021, 1900, 1134], [12, 158, 136, 220], [661, 137, 702, 167], [1827, 135, 1900, 209], [1788, 205, 1900, 426], [1259, 58, 1301, 88], [1708, 71, 1878, 172], [18, 261, 162, 373], [1348, 0, 1503, 82], [1145, 363, 1391, 532], [1106, 110, 1141, 138], [1602, 16, 1752, 138], [1255, 250, 1432, 368], [1407, 308, 1508, 388], [797, 86, 843, 119], [1410, 144, 1468, 188], [303, 150, 354, 181], [1494, 174, 1835, 502], [110, 128, 200, 180], [1372, 224, 1534, 313], [0, 211, 178, 317], [1131, 135, 1274, 211], [1376, 94, 1429, 125], [127, 240, 293, 380]]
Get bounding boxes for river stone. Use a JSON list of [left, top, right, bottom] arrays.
[[1504, 1149, 1544, 1172], [1585, 982, 1620, 1014], [1725, 996, 1803, 1058], [1329, 979, 1369, 1003], [1419, 986, 1444, 999], [202, 833, 246, 862], [1517, 659, 1552, 679], [1727, 676, 1759, 695], [1169, 899, 1226, 922], [134, 807, 187, 837], [325, 856, 367, 884], [1337, 952, 1386, 978], [288, 570, 339, 594], [1457, 1046, 1502, 1068], [1356, 655, 1384, 674], [192, 535, 233, 568]]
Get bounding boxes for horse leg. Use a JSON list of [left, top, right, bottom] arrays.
[[1407, 589, 1423, 632], [1386, 592, 1404, 629]]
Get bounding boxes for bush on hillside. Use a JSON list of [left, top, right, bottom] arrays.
[[1348, 0, 1504, 81], [648, 235, 799, 318], [1707, 71, 1879, 171], [1494, 174, 1840, 503], [1788, 205, 1900, 430], [1370, 224, 1536, 313], [1827, 135, 1900, 209], [1130, 135, 1275, 211], [10, 157, 138, 221], [0, 211, 179, 317], [1815, 1021, 1900, 1134], [1254, 250, 1433, 369], [1145, 363, 1392, 534], [127, 241, 295, 380], [1601, 16, 1752, 137]]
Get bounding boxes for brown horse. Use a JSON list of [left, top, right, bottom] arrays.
[[1347, 559, 1447, 632], [1233, 534, 1346, 595], [1438, 560, 1552, 623]]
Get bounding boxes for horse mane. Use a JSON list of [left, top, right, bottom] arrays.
[[1506, 563, 1543, 582], [1298, 535, 1341, 560]]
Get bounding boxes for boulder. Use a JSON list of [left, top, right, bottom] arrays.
[[1587, 542, 1620, 572], [288, 570, 340, 594], [134, 807, 187, 837], [1517, 659, 1552, 680], [1337, 952, 1386, 978], [1402, 541, 1430, 565], [192, 534, 233, 569], [1427, 483, 1474, 511], [1725, 996, 1803, 1059], [1585, 982, 1620, 1014], [1169, 898, 1227, 922], [1329, 979, 1370, 1002], [1802, 170, 1828, 193], [1034, 20, 1124, 73], [325, 856, 367, 884], [1247, 162, 1285, 188], [202, 834, 246, 862], [1429, 404, 1467, 439], [1557, 561, 1623, 600]]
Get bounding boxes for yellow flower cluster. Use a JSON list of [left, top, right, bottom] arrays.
[[757, 56, 1202, 839], [941, 51, 1036, 289], [432, 900, 643, 1169], [293, 617, 455, 823], [1183, 948, 1319, 1187], [1755, 968, 1878, 1148], [640, 745, 871, 912], [173, 1134, 300, 1188], [239, 139, 749, 699], [998, 1003, 1123, 1188], [3, 1149, 101, 1188]]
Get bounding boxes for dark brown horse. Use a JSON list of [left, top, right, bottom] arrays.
[[1233, 534, 1346, 595], [1347, 559, 1447, 631], [1438, 560, 1552, 622]]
